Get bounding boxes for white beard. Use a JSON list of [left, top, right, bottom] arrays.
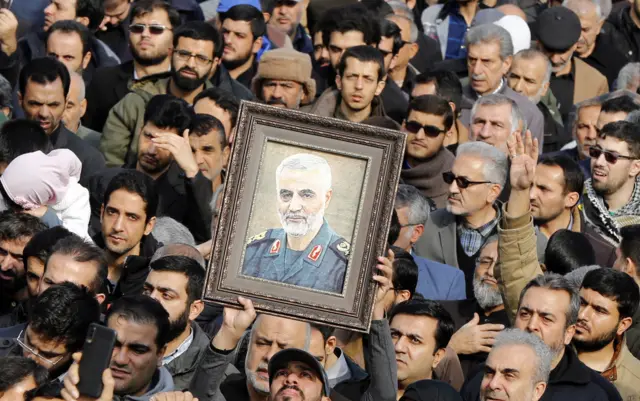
[[279, 209, 325, 237], [473, 275, 503, 310]]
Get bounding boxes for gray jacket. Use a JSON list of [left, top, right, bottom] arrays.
[[166, 322, 211, 391], [114, 367, 174, 401], [189, 319, 397, 401]]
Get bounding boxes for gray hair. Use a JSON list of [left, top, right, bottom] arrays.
[[456, 142, 509, 188], [562, 0, 611, 20], [616, 63, 640, 91], [387, 11, 419, 43], [465, 24, 514, 60], [395, 184, 430, 225], [514, 49, 552, 84], [470, 94, 524, 134], [152, 216, 196, 246], [276, 153, 332, 193], [69, 71, 86, 102], [519, 273, 580, 328], [492, 329, 553, 385], [150, 243, 206, 268], [564, 265, 601, 288], [0, 75, 11, 111]]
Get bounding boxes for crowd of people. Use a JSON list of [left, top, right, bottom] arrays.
[[1, 0, 640, 400]]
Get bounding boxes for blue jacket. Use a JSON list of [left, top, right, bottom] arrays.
[[413, 255, 466, 301]]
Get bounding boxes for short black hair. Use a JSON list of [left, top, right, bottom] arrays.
[[103, 170, 159, 222], [414, 71, 462, 113], [189, 114, 227, 148], [310, 323, 335, 343], [0, 120, 53, 166], [389, 299, 455, 352], [388, 209, 400, 246], [361, 0, 394, 17], [23, 226, 74, 264], [174, 21, 223, 59], [0, 357, 48, 393], [0, 211, 47, 243], [389, 247, 418, 298], [338, 45, 385, 81], [261, 0, 275, 14], [582, 268, 640, 320], [143, 94, 193, 134], [544, 230, 596, 275], [131, 0, 181, 30], [107, 295, 171, 349], [47, 20, 91, 55], [600, 95, 640, 116], [30, 282, 101, 353], [193, 87, 240, 131], [19, 57, 71, 98], [221, 5, 266, 40], [379, 19, 403, 56], [620, 224, 640, 276], [149, 255, 205, 304], [538, 153, 585, 198], [322, 4, 381, 48], [24, 383, 63, 401], [407, 95, 454, 132], [48, 234, 108, 294], [76, 0, 105, 31], [599, 120, 640, 158]]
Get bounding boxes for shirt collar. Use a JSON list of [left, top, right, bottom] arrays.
[[162, 326, 194, 365], [326, 348, 351, 387], [474, 78, 504, 98], [133, 66, 171, 81]]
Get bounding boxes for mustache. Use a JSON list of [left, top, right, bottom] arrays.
[[283, 213, 308, 221], [471, 74, 486, 80], [267, 98, 288, 106], [276, 385, 304, 399], [178, 66, 200, 77]]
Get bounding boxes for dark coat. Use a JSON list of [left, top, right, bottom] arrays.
[[333, 350, 370, 401], [167, 322, 211, 391], [210, 64, 255, 102], [401, 380, 462, 401], [52, 124, 106, 186], [461, 346, 622, 401], [380, 80, 409, 124], [410, 34, 443, 74], [628, 307, 640, 359], [83, 61, 170, 132], [608, 4, 640, 62], [580, 23, 628, 87], [538, 102, 571, 154]]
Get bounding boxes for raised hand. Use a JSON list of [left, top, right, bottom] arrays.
[[448, 313, 505, 354], [0, 9, 18, 56], [212, 296, 257, 350], [151, 391, 200, 401], [507, 130, 539, 192], [61, 353, 115, 401], [372, 248, 395, 320], [151, 129, 199, 178]]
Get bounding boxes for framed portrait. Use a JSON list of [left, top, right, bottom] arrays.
[[204, 101, 406, 332]]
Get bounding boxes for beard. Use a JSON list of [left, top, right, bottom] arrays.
[[473, 276, 503, 310], [138, 151, 171, 175], [172, 66, 209, 91], [0, 271, 26, 296], [531, 205, 564, 226], [132, 45, 169, 67], [245, 361, 270, 394], [222, 50, 253, 72], [592, 173, 628, 196], [166, 306, 190, 343], [573, 325, 618, 352]]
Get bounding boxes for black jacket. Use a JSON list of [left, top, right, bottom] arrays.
[[167, 322, 211, 391], [210, 64, 255, 102], [51, 124, 106, 186], [580, 24, 628, 87], [333, 349, 370, 401], [538, 103, 570, 154], [401, 380, 462, 401], [608, 3, 640, 62], [83, 61, 171, 132], [380, 80, 409, 125], [461, 346, 622, 401]]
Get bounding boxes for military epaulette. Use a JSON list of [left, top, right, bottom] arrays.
[[330, 238, 351, 259], [246, 230, 270, 245]]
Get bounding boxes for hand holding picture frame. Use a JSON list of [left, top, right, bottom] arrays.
[[204, 101, 406, 332]]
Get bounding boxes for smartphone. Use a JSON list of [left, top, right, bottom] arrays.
[[77, 324, 117, 399]]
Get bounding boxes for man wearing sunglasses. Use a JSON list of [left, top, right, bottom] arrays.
[[385, 12, 419, 98], [400, 95, 456, 209], [0, 283, 100, 381], [85, 0, 179, 132], [413, 141, 508, 299], [583, 121, 640, 246]]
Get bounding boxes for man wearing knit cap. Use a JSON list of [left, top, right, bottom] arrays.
[[252, 48, 316, 109], [535, 6, 608, 124]]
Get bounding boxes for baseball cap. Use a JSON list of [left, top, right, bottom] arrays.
[[217, 0, 262, 13], [268, 349, 331, 397]]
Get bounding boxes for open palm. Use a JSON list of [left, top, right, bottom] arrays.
[[508, 131, 539, 191]]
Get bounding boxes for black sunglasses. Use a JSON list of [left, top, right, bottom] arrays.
[[130, 23, 171, 35], [405, 121, 446, 137], [589, 145, 635, 165], [442, 171, 491, 189]]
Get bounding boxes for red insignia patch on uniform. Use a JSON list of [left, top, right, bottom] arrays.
[[270, 240, 281, 254], [308, 245, 323, 261]]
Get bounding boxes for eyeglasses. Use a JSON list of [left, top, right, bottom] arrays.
[[173, 49, 214, 66], [442, 171, 492, 189], [589, 145, 636, 165], [16, 329, 65, 367], [129, 23, 172, 35], [405, 121, 446, 137]]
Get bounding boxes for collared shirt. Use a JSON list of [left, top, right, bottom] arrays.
[[601, 336, 623, 382], [133, 66, 171, 81], [472, 78, 504, 99], [457, 206, 501, 256], [445, 5, 469, 60], [326, 348, 352, 387], [162, 327, 194, 365], [549, 60, 576, 124]]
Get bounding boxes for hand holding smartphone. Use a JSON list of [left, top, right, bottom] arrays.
[[76, 324, 117, 399]]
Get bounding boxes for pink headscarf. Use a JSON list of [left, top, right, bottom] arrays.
[[0, 149, 82, 210]]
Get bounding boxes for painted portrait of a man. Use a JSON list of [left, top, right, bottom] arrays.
[[241, 153, 350, 293]]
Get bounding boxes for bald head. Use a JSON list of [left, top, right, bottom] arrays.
[[497, 4, 527, 20], [151, 243, 206, 268], [62, 72, 86, 132]]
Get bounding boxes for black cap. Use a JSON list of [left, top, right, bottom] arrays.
[[268, 348, 331, 397], [535, 7, 581, 52]]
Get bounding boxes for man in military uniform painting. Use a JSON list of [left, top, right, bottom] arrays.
[[242, 153, 351, 293]]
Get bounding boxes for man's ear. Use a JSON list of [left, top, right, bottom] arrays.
[[409, 42, 419, 59], [389, 54, 399, 72], [411, 224, 424, 244], [540, 81, 550, 97], [448, 101, 457, 115], [222, 145, 231, 167], [189, 299, 205, 321], [75, 16, 90, 27], [432, 347, 446, 369], [396, 289, 411, 304], [82, 51, 92, 70], [406, 0, 417, 8], [325, 335, 337, 356], [144, 216, 157, 236], [17, 92, 23, 107], [617, 316, 633, 336], [100, 204, 105, 222], [533, 382, 547, 401], [335, 74, 342, 91], [624, 257, 638, 279], [80, 98, 88, 118], [564, 191, 580, 209], [157, 346, 167, 364], [96, 293, 106, 304], [252, 36, 263, 55], [375, 79, 386, 96], [563, 324, 576, 345], [629, 160, 640, 177], [501, 55, 513, 76]]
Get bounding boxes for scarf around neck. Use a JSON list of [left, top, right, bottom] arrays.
[[401, 147, 455, 205]]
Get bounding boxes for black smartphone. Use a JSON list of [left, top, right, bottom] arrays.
[[77, 323, 117, 399]]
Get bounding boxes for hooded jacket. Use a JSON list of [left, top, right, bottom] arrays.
[[166, 322, 211, 391], [113, 367, 174, 401]]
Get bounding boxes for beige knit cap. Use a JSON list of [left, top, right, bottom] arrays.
[[252, 48, 317, 103]]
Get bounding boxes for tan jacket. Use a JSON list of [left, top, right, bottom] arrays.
[[573, 58, 609, 105], [604, 339, 640, 401]]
